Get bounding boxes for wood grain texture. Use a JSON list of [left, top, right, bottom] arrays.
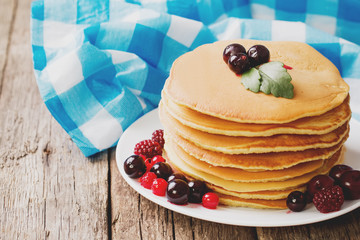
[[0, 0, 15, 89], [1, 0, 360, 239], [0, 0, 109, 239], [256, 209, 360, 240]]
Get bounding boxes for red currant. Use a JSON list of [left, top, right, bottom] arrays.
[[151, 178, 168, 196], [202, 192, 219, 209], [152, 155, 165, 164], [140, 172, 157, 189]]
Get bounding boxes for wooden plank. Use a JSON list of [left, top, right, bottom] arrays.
[[192, 218, 257, 240], [257, 209, 360, 240], [0, 0, 15, 87], [110, 149, 142, 239], [0, 0, 109, 239]]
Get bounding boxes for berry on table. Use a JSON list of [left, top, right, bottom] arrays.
[[151, 178, 168, 196], [223, 43, 246, 63], [134, 139, 162, 159], [124, 155, 147, 178], [150, 162, 173, 180], [166, 179, 190, 205], [202, 192, 219, 209], [286, 191, 307, 212], [247, 45, 270, 67], [140, 172, 157, 189], [313, 185, 344, 213], [152, 129, 165, 148]]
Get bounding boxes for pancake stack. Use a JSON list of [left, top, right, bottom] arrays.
[[159, 40, 350, 209]]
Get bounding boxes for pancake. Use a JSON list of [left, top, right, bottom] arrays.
[[162, 92, 351, 136], [160, 102, 349, 154], [210, 185, 306, 200], [164, 39, 349, 123], [167, 137, 324, 182], [164, 142, 343, 192], [218, 194, 287, 209], [168, 130, 348, 170]]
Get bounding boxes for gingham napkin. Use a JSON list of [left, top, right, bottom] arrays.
[[31, 0, 360, 157]]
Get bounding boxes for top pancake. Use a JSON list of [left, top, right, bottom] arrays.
[[162, 91, 351, 136], [164, 39, 349, 123]]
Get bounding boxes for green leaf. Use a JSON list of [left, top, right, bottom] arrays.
[[258, 61, 294, 99], [241, 67, 261, 92], [240, 61, 294, 99]]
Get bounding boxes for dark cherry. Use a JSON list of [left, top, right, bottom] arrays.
[[307, 175, 335, 197], [286, 191, 307, 212], [188, 180, 207, 203], [166, 179, 190, 205], [123, 155, 147, 178], [150, 162, 173, 180], [223, 43, 246, 63], [329, 164, 353, 184], [339, 170, 360, 200], [228, 53, 250, 74], [168, 173, 188, 183], [247, 45, 270, 67]]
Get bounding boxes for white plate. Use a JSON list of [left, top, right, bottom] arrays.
[[116, 109, 360, 227]]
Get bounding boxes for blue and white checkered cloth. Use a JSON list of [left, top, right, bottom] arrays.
[[31, 0, 360, 157]]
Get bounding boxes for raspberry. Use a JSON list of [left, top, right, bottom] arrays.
[[151, 178, 168, 196], [152, 129, 165, 147], [313, 185, 344, 213], [134, 139, 162, 159], [140, 172, 157, 189], [202, 192, 219, 209]]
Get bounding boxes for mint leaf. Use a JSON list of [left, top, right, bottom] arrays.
[[241, 67, 261, 92], [240, 61, 294, 99], [259, 61, 294, 99]]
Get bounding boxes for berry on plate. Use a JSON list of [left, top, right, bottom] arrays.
[[166, 179, 189, 205], [134, 139, 162, 159], [140, 172, 157, 189], [286, 191, 307, 212], [202, 192, 219, 209], [124, 155, 147, 178], [329, 164, 353, 184], [313, 185, 344, 213], [150, 162, 173, 180], [151, 178, 168, 196], [188, 180, 207, 203], [168, 173, 188, 183], [307, 175, 335, 198], [339, 170, 360, 200], [152, 129, 165, 148]]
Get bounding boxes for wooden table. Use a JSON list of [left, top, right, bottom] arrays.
[[1, 0, 359, 239]]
